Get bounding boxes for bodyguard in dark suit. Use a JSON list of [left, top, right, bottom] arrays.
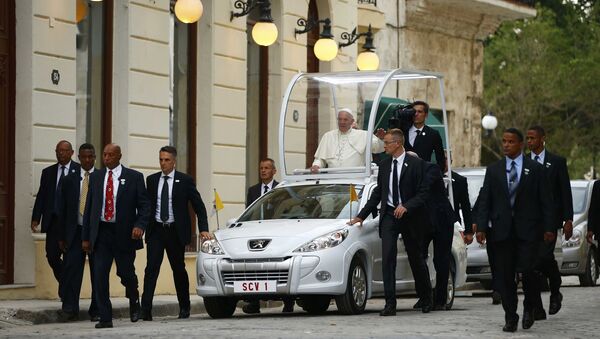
[[57, 143, 98, 321], [242, 158, 294, 314], [82, 143, 150, 329], [526, 125, 573, 317], [350, 129, 432, 316], [476, 128, 555, 332], [586, 180, 600, 243], [403, 101, 445, 170], [141, 146, 210, 320], [31, 140, 80, 285], [449, 171, 473, 237], [420, 157, 456, 310]]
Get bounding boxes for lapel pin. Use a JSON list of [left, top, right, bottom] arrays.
[[71, 169, 75, 173], [120, 178, 126, 184], [404, 163, 408, 167], [175, 179, 180, 183], [546, 162, 551, 167], [421, 132, 426, 136], [524, 168, 530, 175]]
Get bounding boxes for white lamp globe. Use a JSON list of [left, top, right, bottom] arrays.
[[174, 0, 203, 24], [481, 114, 498, 130], [357, 51, 379, 71], [252, 22, 278, 46], [314, 38, 338, 61]]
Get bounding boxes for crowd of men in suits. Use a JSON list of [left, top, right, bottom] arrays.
[[32, 142, 210, 328], [30, 100, 588, 332]]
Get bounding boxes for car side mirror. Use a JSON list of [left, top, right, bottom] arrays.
[[225, 218, 237, 228]]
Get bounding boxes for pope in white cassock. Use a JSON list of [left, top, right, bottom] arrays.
[[310, 108, 386, 173]]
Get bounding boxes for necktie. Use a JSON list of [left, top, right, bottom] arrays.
[[508, 161, 518, 207], [79, 171, 89, 215], [160, 176, 170, 222], [263, 185, 269, 194], [392, 159, 399, 207], [416, 130, 422, 137], [54, 166, 66, 213], [534, 155, 540, 164], [104, 170, 114, 221]]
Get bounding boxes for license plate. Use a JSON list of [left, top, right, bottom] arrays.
[[233, 280, 277, 293]]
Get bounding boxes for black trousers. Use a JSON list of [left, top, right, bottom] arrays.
[[535, 231, 561, 295], [45, 216, 63, 284], [142, 222, 190, 311], [93, 222, 139, 322], [422, 223, 453, 305], [492, 235, 540, 322], [486, 236, 501, 292], [380, 213, 432, 306], [61, 227, 98, 316]]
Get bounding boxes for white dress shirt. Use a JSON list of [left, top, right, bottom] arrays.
[[387, 152, 406, 208], [531, 149, 546, 164], [56, 161, 72, 188], [78, 167, 94, 226], [155, 170, 175, 223], [101, 164, 122, 223], [408, 125, 424, 147]]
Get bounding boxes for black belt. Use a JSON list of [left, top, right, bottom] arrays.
[[155, 221, 174, 228]]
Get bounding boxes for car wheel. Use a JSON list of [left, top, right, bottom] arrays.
[[579, 247, 598, 287], [445, 265, 456, 310], [300, 295, 331, 315], [335, 257, 368, 315], [204, 296, 238, 319]]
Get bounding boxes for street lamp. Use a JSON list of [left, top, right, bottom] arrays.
[[295, 17, 338, 62], [174, 0, 204, 24], [231, 0, 278, 47], [340, 25, 379, 71], [482, 111, 498, 136]]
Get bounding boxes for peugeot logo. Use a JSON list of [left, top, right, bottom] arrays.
[[248, 239, 271, 251]]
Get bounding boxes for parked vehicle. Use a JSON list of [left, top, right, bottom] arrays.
[[559, 180, 599, 286]]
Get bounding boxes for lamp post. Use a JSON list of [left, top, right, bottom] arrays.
[[481, 111, 498, 137], [339, 25, 379, 71], [174, 0, 203, 24], [295, 17, 338, 62], [231, 0, 278, 46]]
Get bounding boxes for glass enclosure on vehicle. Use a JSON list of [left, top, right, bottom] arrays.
[[279, 70, 451, 181], [237, 184, 364, 221]]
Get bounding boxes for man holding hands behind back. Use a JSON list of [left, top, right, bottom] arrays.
[[349, 129, 432, 315]]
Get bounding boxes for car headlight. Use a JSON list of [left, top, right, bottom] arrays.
[[200, 239, 225, 255], [294, 229, 349, 253], [563, 228, 582, 247]]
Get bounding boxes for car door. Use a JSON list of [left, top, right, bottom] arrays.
[[360, 183, 384, 293]]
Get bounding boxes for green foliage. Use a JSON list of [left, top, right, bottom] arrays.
[[483, 0, 600, 178]]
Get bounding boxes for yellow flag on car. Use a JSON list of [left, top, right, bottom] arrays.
[[214, 189, 224, 211], [349, 184, 358, 202]]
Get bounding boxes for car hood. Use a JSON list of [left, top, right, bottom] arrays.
[[214, 219, 349, 257]]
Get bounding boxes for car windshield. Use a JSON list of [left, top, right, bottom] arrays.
[[571, 186, 588, 215], [238, 184, 364, 221]]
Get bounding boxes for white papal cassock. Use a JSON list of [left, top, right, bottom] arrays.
[[312, 128, 384, 168]]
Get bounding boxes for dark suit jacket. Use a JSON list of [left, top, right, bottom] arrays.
[[588, 180, 600, 236], [477, 156, 555, 243], [404, 125, 445, 170], [246, 180, 279, 207], [451, 171, 473, 234], [146, 171, 209, 246], [357, 153, 429, 233], [58, 166, 97, 248], [32, 162, 81, 233], [82, 166, 150, 252], [424, 163, 455, 235], [528, 150, 573, 228]]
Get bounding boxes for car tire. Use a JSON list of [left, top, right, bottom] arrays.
[[300, 295, 330, 315], [445, 264, 456, 310], [335, 257, 368, 315], [204, 296, 237, 319], [579, 247, 598, 287]]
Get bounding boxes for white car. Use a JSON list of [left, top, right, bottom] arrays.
[[196, 177, 468, 318]]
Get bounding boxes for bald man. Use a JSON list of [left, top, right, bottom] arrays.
[[82, 144, 150, 328], [311, 108, 385, 173]]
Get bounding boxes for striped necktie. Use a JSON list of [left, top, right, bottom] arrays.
[[79, 171, 89, 215], [508, 161, 518, 206]]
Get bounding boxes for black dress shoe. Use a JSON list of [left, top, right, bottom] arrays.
[[242, 303, 260, 314], [379, 305, 396, 316], [534, 307, 547, 320], [412, 299, 423, 309], [130, 300, 141, 322], [141, 308, 152, 321], [522, 309, 535, 329], [95, 321, 113, 329], [491, 291, 502, 305], [89, 314, 100, 322], [549, 292, 563, 315], [282, 303, 294, 313], [421, 301, 432, 314], [178, 308, 190, 319], [503, 319, 518, 333], [57, 310, 79, 322]]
